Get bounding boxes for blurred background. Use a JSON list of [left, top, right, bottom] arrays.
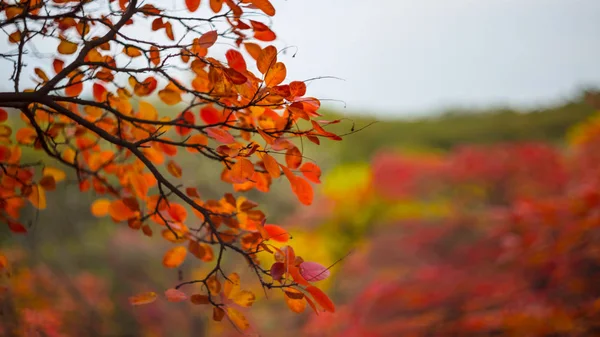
[[2, 0, 600, 336]]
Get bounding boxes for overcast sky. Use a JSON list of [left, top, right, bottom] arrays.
[[2, 0, 599, 117], [270, 0, 600, 116]]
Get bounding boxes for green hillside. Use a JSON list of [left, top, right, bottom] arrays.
[[321, 90, 598, 162]]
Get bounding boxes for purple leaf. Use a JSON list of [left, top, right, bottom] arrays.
[[270, 262, 285, 281], [299, 261, 330, 282]]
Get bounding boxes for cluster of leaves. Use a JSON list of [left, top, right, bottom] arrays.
[[299, 114, 600, 336], [0, 0, 345, 332], [0, 250, 114, 337]]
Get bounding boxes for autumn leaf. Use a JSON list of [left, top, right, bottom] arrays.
[[257, 45, 277, 74], [263, 224, 290, 242], [167, 160, 183, 178], [206, 127, 236, 144], [285, 146, 302, 169], [305, 286, 335, 313], [251, 0, 276, 16], [223, 273, 256, 307], [265, 62, 286, 87], [165, 288, 188, 302], [190, 294, 210, 305], [129, 292, 157, 306], [299, 261, 331, 282], [185, 0, 201, 12], [284, 288, 306, 313], [226, 49, 247, 72], [162, 246, 187, 268], [229, 158, 255, 184], [198, 30, 218, 48], [261, 153, 280, 178], [28, 184, 46, 210], [227, 307, 250, 330], [91, 199, 111, 217], [300, 162, 321, 183], [57, 38, 78, 54]]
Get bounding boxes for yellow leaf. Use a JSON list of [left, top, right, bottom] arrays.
[[58, 38, 78, 55], [158, 89, 182, 105], [227, 307, 250, 330], [284, 288, 306, 313], [129, 291, 157, 306], [42, 167, 66, 182], [28, 184, 46, 210]]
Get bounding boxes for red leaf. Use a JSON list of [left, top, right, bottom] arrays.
[[185, 0, 200, 12], [264, 224, 290, 242], [165, 288, 188, 302], [198, 30, 218, 48], [206, 127, 235, 144], [306, 286, 335, 313], [300, 162, 321, 184], [200, 106, 220, 125], [225, 49, 247, 72]]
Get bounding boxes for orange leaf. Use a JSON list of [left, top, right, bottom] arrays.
[[175, 110, 195, 136], [244, 43, 262, 61], [300, 162, 321, 183], [167, 203, 188, 223], [285, 146, 302, 169], [292, 176, 313, 206], [264, 224, 289, 242], [57, 38, 78, 55], [206, 127, 235, 144], [158, 88, 182, 105], [198, 30, 218, 48], [213, 307, 225, 321], [289, 81, 306, 97], [65, 73, 84, 97], [129, 291, 157, 306], [165, 288, 188, 302], [229, 157, 255, 184], [91, 199, 111, 217], [93, 83, 107, 102], [167, 160, 183, 178], [162, 246, 187, 268], [190, 294, 210, 304], [261, 153, 280, 178], [109, 199, 137, 222], [251, 0, 275, 16], [250, 20, 276, 41], [257, 45, 277, 74], [150, 46, 160, 66], [123, 46, 143, 58], [185, 0, 201, 12], [207, 275, 221, 295], [186, 134, 208, 151], [53, 59, 65, 73], [284, 288, 306, 313], [305, 286, 335, 313], [265, 62, 286, 87]]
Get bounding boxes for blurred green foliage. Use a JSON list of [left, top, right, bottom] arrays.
[[321, 91, 597, 163]]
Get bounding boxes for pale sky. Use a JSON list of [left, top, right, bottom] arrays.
[[1, 0, 599, 117], [270, 0, 600, 115]]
